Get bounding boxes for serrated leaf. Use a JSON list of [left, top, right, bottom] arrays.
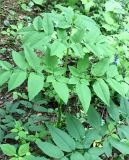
[[44, 49, 58, 69], [52, 81, 69, 104], [47, 125, 75, 152], [91, 58, 109, 76], [71, 43, 84, 57], [66, 114, 85, 140], [72, 29, 85, 43], [28, 72, 44, 100], [22, 32, 50, 49], [77, 54, 89, 72], [120, 97, 129, 118], [18, 143, 29, 156], [24, 45, 41, 72], [107, 101, 120, 122], [0, 144, 16, 156], [93, 79, 110, 106], [87, 106, 101, 129], [56, 5, 74, 24], [12, 51, 29, 70], [33, 16, 43, 31], [42, 13, 54, 35], [106, 65, 119, 78], [107, 78, 126, 97], [36, 141, 64, 158], [76, 83, 91, 112], [8, 70, 27, 91], [50, 40, 67, 58]]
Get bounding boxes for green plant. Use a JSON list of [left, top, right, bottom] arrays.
[[0, 143, 32, 160], [1, 5, 128, 114], [1, 1, 129, 159]]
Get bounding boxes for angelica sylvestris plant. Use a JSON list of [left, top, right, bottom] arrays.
[[0, 5, 129, 114]]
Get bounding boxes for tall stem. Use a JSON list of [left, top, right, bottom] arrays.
[[57, 101, 63, 128], [65, 48, 69, 68]]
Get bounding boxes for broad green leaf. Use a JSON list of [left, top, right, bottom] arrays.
[[47, 125, 75, 152], [56, 5, 74, 24], [106, 78, 126, 97], [91, 58, 109, 76], [0, 60, 12, 70], [0, 144, 16, 156], [0, 70, 11, 86], [107, 101, 120, 122], [76, 83, 91, 112], [74, 15, 99, 32], [85, 36, 114, 57], [44, 51, 58, 69], [42, 13, 54, 35], [69, 66, 80, 77], [118, 125, 129, 140], [103, 139, 112, 157], [33, 16, 43, 31], [22, 32, 50, 49], [77, 54, 89, 72], [52, 81, 69, 104], [71, 29, 85, 43], [36, 141, 64, 158], [18, 143, 29, 156], [24, 45, 41, 72], [120, 97, 129, 118], [66, 114, 85, 140], [106, 65, 119, 78], [57, 29, 68, 41], [50, 40, 67, 58], [93, 79, 110, 106], [68, 77, 80, 84], [28, 72, 44, 100], [12, 51, 28, 70], [84, 152, 101, 160], [96, 36, 115, 57], [83, 29, 100, 44], [8, 70, 27, 91], [51, 13, 70, 29], [70, 152, 85, 160], [83, 129, 101, 148], [109, 137, 129, 155], [71, 43, 84, 57], [88, 147, 104, 156], [87, 105, 101, 129]]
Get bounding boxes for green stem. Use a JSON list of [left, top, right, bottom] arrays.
[[65, 48, 69, 68], [56, 101, 63, 128]]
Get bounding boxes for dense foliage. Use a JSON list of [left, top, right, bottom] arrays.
[[0, 0, 129, 159]]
